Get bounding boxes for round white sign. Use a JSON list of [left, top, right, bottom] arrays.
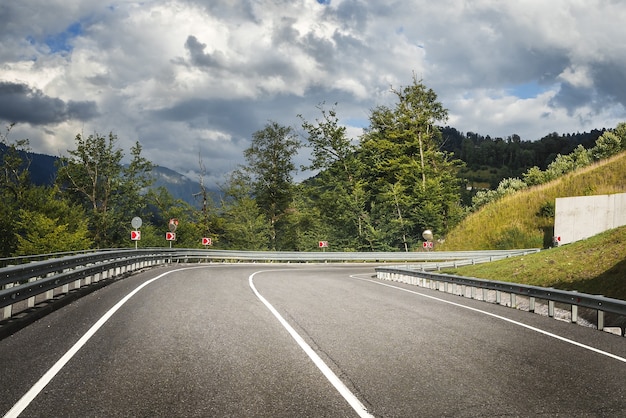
[[131, 216, 143, 229]]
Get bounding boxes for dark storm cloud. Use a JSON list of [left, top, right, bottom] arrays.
[[185, 36, 226, 68], [550, 83, 595, 114], [0, 81, 98, 125], [592, 63, 626, 107], [334, 0, 371, 32], [550, 63, 626, 115], [152, 98, 261, 139]]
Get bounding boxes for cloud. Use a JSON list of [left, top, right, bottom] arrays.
[[0, 0, 624, 187], [185, 36, 227, 69], [0, 81, 98, 125]]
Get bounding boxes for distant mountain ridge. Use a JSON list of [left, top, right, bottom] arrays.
[[0, 144, 207, 206], [150, 165, 209, 205]]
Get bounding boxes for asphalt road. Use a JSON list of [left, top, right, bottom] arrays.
[[1, 264, 625, 417]]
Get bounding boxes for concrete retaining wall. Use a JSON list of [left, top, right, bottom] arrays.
[[554, 192, 626, 245]]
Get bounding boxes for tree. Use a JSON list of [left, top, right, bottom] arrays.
[[143, 186, 200, 248], [243, 121, 301, 250], [299, 104, 369, 250], [0, 124, 32, 256], [359, 77, 462, 248], [218, 170, 270, 250], [592, 131, 622, 160], [13, 186, 92, 255], [0, 124, 31, 202], [193, 153, 218, 245], [614, 122, 626, 150], [56, 132, 153, 248]]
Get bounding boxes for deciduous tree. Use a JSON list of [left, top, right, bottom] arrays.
[[299, 104, 369, 250], [56, 132, 153, 247], [243, 121, 300, 250], [359, 77, 462, 248]]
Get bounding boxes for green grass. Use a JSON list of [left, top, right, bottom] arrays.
[[439, 152, 626, 301], [443, 225, 626, 301], [442, 152, 626, 250]]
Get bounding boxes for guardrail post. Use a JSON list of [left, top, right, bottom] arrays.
[[571, 305, 578, 323], [548, 300, 555, 317], [3, 283, 13, 318], [471, 287, 476, 299], [510, 293, 516, 308], [482, 288, 488, 301], [27, 278, 36, 308], [597, 310, 604, 331], [529, 297, 535, 313], [45, 272, 55, 299], [496, 291, 501, 305]]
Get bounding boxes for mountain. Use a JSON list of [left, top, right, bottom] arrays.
[[0, 144, 208, 206], [150, 165, 210, 206]]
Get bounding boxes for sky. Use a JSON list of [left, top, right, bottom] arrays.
[[1, 0, 626, 187]]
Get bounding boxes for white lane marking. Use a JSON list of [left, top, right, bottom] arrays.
[[352, 275, 626, 364], [4, 267, 203, 418], [249, 271, 373, 418]]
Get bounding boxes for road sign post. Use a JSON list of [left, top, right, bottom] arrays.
[[131, 217, 142, 249], [166, 232, 176, 248]]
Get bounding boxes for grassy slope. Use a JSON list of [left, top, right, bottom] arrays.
[[440, 151, 626, 301], [441, 152, 626, 251], [444, 225, 626, 300]]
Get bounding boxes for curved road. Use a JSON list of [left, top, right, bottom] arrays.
[[1, 264, 625, 417]]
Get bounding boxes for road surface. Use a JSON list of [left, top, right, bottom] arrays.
[[1, 264, 625, 417]]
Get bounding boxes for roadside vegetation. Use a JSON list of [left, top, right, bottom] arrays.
[[444, 225, 626, 301], [1, 75, 625, 257], [440, 151, 626, 250]]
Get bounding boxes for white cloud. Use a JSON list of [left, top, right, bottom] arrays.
[[0, 0, 625, 187]]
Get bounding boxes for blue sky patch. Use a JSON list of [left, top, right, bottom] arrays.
[[345, 117, 368, 129], [508, 81, 548, 99], [44, 22, 83, 53], [317, 0, 331, 5]]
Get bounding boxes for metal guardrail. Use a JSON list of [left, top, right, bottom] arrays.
[[168, 248, 539, 263], [375, 266, 626, 336], [0, 249, 174, 320], [0, 248, 538, 321]]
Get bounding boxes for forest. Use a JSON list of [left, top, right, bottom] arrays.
[[1, 77, 625, 257]]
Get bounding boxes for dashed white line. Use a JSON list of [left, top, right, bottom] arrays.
[[249, 271, 374, 418]]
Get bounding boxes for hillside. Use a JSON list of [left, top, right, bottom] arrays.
[[444, 225, 626, 301], [441, 151, 626, 250], [0, 144, 206, 206]]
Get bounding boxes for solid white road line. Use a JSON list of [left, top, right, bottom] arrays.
[[354, 275, 626, 364], [3, 267, 201, 418], [249, 271, 374, 418]]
